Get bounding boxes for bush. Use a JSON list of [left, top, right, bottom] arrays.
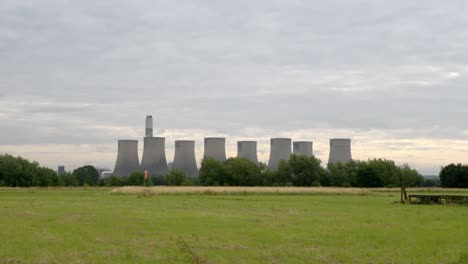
[[165, 169, 192, 186], [199, 158, 228, 186], [107, 176, 125, 186], [126, 171, 145, 186], [224, 158, 262, 186], [61, 172, 79, 186], [151, 175, 165, 186]]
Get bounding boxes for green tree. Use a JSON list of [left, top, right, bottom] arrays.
[[400, 164, 424, 187], [61, 172, 79, 186], [274, 160, 292, 186], [164, 169, 192, 186], [366, 159, 400, 187], [107, 176, 124, 186], [199, 157, 228, 186], [440, 163, 468, 188], [288, 155, 324, 186], [126, 171, 145, 186], [355, 162, 383, 187], [0, 154, 26, 187], [224, 158, 262, 186], [72, 165, 99, 186], [0, 154, 61, 187]]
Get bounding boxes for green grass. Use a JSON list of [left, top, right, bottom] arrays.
[[0, 188, 467, 263]]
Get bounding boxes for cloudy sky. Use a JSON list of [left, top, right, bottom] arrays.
[[1, 0, 468, 175]]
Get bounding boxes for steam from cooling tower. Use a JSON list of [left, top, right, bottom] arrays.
[[113, 140, 140, 176], [204, 137, 227, 161], [328, 138, 352, 164], [172, 140, 198, 178], [268, 138, 292, 171], [145, 115, 153, 137], [237, 141, 258, 164], [293, 141, 313, 156]]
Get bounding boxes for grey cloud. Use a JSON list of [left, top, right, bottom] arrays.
[[1, 0, 468, 174]]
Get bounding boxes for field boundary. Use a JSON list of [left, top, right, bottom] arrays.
[[110, 186, 468, 196]]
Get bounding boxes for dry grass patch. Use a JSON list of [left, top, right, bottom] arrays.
[[111, 186, 371, 195]]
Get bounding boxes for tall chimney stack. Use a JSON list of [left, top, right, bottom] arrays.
[[145, 115, 153, 137]]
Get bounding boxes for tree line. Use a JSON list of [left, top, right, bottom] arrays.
[[439, 163, 468, 188], [198, 156, 425, 188], [3, 153, 467, 188]]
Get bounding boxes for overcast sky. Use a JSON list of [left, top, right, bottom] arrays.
[[1, 0, 468, 175]]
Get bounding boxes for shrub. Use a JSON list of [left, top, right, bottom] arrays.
[[107, 176, 125, 186], [165, 169, 191, 186], [126, 171, 145, 186], [151, 175, 165, 186], [198, 158, 228, 186], [61, 172, 79, 186]]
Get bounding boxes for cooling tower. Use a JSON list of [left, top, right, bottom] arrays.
[[328, 138, 352, 164], [140, 137, 168, 176], [203, 137, 227, 161], [113, 140, 140, 176], [145, 115, 153, 137], [293, 141, 313, 156], [237, 141, 258, 164], [268, 138, 292, 171], [172, 140, 198, 178]]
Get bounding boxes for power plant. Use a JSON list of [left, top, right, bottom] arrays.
[[293, 141, 313, 156], [112, 115, 353, 177], [141, 137, 169, 176], [328, 138, 352, 164], [204, 137, 227, 161], [237, 141, 258, 164], [172, 140, 199, 178], [268, 138, 292, 171], [140, 116, 168, 176], [113, 140, 140, 176]]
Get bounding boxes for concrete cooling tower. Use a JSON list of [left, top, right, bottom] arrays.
[[268, 138, 292, 171], [140, 137, 168, 176], [203, 137, 227, 161], [113, 140, 140, 176], [293, 141, 313, 156], [328, 138, 352, 164], [172, 140, 198, 178], [237, 141, 258, 164], [145, 115, 153, 137]]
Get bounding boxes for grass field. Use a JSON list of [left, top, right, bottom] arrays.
[[0, 188, 467, 263]]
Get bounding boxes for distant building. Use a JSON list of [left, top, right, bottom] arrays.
[[95, 167, 112, 177], [57, 166, 65, 176], [100, 171, 113, 178]]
